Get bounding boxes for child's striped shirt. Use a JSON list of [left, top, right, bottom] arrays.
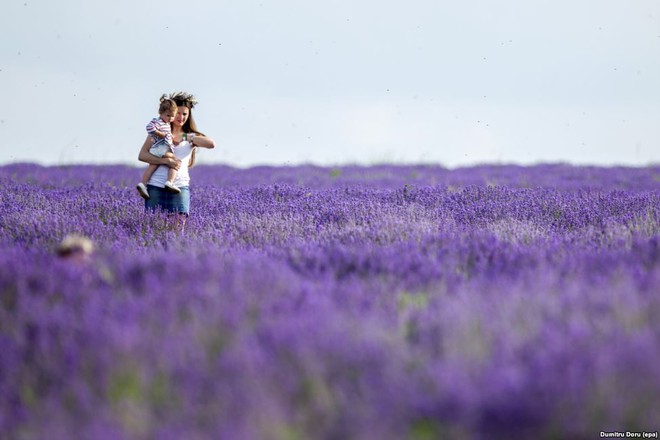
[[146, 117, 173, 150]]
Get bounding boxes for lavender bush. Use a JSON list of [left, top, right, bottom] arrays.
[[1, 163, 659, 439]]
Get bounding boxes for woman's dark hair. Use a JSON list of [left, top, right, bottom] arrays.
[[170, 91, 205, 168]]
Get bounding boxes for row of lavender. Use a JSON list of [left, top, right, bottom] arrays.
[[3, 162, 660, 190], [1, 164, 659, 439]]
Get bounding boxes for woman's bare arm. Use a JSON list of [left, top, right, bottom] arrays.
[[138, 135, 181, 168], [191, 135, 216, 149]]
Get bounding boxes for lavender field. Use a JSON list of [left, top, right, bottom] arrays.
[[1, 163, 659, 439]]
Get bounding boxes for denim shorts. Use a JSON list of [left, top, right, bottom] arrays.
[[145, 185, 190, 215], [149, 142, 170, 158]]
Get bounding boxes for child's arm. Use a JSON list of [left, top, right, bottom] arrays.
[[146, 120, 167, 138]]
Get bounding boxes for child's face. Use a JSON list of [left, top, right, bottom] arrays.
[[161, 109, 177, 123]]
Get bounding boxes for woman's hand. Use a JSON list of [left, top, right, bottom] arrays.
[[166, 157, 182, 170]]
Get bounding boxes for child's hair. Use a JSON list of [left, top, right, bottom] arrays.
[[158, 94, 178, 114]]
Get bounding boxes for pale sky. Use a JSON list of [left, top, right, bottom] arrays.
[[1, 0, 659, 167]]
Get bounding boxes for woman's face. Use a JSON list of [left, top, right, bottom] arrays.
[[173, 106, 190, 127]]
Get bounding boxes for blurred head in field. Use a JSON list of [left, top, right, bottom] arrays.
[[158, 95, 178, 123], [170, 91, 204, 167], [56, 234, 94, 263]]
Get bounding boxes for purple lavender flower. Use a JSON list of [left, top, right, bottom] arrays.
[[1, 163, 658, 438]]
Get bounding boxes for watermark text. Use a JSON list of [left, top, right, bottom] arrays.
[[600, 432, 658, 439]]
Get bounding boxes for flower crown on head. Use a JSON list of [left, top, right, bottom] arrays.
[[169, 91, 198, 109]]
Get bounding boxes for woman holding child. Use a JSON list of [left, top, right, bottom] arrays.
[[137, 91, 216, 217]]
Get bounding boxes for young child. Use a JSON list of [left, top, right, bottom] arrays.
[[136, 95, 180, 199]]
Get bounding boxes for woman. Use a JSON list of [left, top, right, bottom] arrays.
[[138, 91, 216, 219]]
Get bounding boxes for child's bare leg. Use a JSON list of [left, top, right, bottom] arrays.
[[137, 164, 158, 199], [141, 164, 158, 184], [163, 152, 178, 182]]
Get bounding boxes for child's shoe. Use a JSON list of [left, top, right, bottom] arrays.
[[136, 182, 150, 199], [164, 181, 181, 194]]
